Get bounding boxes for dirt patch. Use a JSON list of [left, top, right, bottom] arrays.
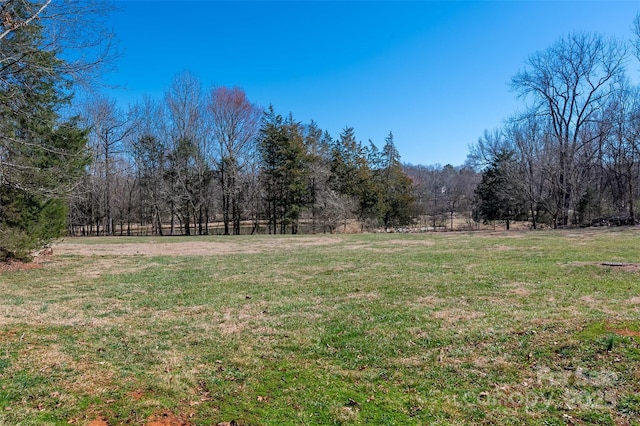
[[579, 295, 599, 306], [0, 259, 44, 273], [508, 287, 530, 297], [0, 247, 55, 273], [500, 282, 532, 297], [612, 329, 640, 338], [128, 390, 145, 400]]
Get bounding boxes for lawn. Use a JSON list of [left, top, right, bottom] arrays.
[[1, 228, 640, 425]]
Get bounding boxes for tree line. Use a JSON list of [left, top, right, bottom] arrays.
[[68, 75, 416, 237], [470, 31, 640, 229], [3, 0, 640, 259]]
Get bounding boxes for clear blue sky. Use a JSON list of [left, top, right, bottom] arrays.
[[105, 1, 640, 167]]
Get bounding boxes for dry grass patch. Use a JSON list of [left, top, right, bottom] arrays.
[[385, 239, 435, 246], [54, 236, 340, 257], [432, 308, 485, 323], [508, 287, 531, 297], [73, 258, 163, 279], [345, 291, 380, 301], [577, 295, 620, 315], [370, 238, 435, 253], [9, 343, 115, 397], [491, 244, 513, 251], [412, 295, 443, 307], [217, 306, 274, 336]]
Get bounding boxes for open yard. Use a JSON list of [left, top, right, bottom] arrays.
[[1, 229, 640, 425]]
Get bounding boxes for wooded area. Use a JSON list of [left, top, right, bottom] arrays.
[[69, 84, 416, 237], [2, 0, 640, 259]]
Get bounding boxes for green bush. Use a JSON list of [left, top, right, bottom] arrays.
[[0, 188, 66, 260]]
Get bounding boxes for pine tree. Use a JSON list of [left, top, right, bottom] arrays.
[[257, 107, 310, 234], [0, 8, 89, 259], [475, 150, 526, 230], [378, 132, 414, 228]]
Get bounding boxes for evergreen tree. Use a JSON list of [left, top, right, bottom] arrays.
[[475, 150, 526, 230], [257, 107, 310, 234], [282, 114, 311, 234], [257, 106, 285, 234], [0, 8, 89, 259], [330, 127, 379, 226], [378, 132, 414, 228], [330, 128, 414, 229], [303, 121, 332, 233]]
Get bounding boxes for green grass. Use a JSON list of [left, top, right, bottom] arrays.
[[1, 229, 640, 425]]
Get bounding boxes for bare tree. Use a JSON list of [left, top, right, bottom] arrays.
[[164, 72, 212, 235], [633, 12, 640, 63], [505, 114, 553, 229], [207, 87, 262, 235], [511, 32, 627, 227], [467, 128, 509, 170], [128, 97, 169, 235], [599, 83, 640, 224], [84, 96, 137, 235]]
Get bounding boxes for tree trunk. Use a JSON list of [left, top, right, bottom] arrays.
[[628, 177, 635, 225], [170, 201, 175, 236]]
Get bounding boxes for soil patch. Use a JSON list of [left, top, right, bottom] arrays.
[[612, 329, 640, 338], [147, 411, 192, 426], [0, 260, 42, 272], [0, 247, 53, 273]]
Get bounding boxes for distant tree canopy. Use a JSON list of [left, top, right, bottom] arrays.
[[6, 4, 640, 254], [470, 30, 640, 229], [68, 92, 418, 238]]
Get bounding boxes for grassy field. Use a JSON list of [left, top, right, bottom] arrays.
[[1, 229, 640, 425]]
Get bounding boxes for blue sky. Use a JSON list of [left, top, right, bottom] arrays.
[[105, 1, 640, 167]]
